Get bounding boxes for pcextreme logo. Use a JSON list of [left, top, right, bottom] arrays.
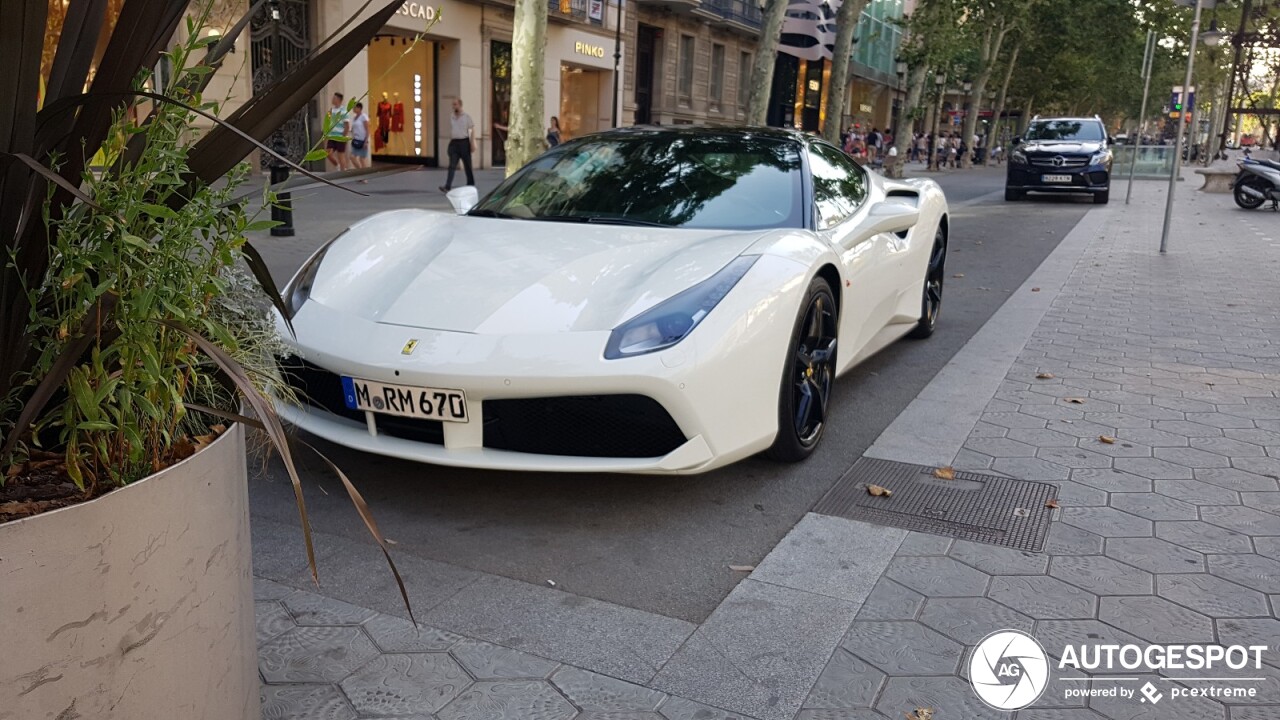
[[968, 630, 1050, 710]]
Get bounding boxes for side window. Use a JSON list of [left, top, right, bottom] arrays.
[[809, 142, 868, 230]]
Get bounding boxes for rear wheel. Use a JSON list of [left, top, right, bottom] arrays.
[[766, 276, 838, 463], [1093, 188, 1110, 205], [1235, 175, 1267, 210], [909, 226, 946, 340], [1005, 187, 1024, 201]]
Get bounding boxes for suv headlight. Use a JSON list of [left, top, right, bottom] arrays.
[[282, 231, 345, 317], [1090, 151, 1112, 165], [604, 256, 759, 359], [1010, 149, 1028, 165]]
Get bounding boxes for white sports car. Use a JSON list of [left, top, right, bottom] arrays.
[[276, 127, 949, 474]]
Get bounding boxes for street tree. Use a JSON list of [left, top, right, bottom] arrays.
[[506, 0, 548, 175], [746, 0, 791, 125], [958, 0, 1034, 168], [822, 0, 871, 143], [983, 40, 1020, 164]]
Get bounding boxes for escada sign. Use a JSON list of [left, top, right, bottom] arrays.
[[398, 2, 436, 20], [575, 41, 606, 58]]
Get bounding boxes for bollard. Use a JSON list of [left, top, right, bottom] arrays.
[[269, 139, 295, 237]]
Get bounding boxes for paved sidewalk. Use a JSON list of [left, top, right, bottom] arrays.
[[254, 173, 1280, 719]]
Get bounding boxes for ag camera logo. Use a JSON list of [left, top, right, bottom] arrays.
[[968, 629, 1050, 710]]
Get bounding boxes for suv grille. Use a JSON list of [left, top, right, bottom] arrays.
[[1029, 154, 1090, 168], [484, 395, 687, 458], [278, 356, 444, 445]]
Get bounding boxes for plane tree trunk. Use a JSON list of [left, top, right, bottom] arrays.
[[822, 0, 870, 143], [746, 0, 790, 125], [506, 0, 548, 175]]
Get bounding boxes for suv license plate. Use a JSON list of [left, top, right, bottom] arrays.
[[341, 376, 469, 422], [1042, 174, 1072, 183]]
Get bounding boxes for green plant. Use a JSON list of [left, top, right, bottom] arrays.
[[1, 0, 418, 615]]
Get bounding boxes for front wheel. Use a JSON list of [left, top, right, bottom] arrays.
[[1093, 189, 1110, 205], [909, 226, 946, 339], [766, 276, 838, 463], [1005, 187, 1024, 201], [1235, 175, 1267, 210]]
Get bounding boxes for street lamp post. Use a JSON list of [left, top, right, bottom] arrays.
[[1161, 0, 1211, 253], [895, 59, 908, 137], [1126, 29, 1156, 205], [930, 72, 945, 171], [1218, 0, 1250, 157], [268, 0, 294, 237], [611, 0, 624, 128]]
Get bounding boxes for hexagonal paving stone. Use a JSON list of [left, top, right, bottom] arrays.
[[1036, 620, 1147, 674], [1037, 446, 1116, 469], [340, 653, 471, 715], [1090, 675, 1226, 719], [917, 597, 1033, 644], [1185, 412, 1257, 429], [1085, 437, 1155, 458], [1230, 456, 1280, 481], [855, 578, 925, 621], [1154, 521, 1254, 554], [1157, 574, 1272, 618], [1008, 428, 1083, 447], [1226, 707, 1280, 720], [438, 680, 577, 720], [894, 533, 954, 556], [987, 576, 1097, 619], [578, 713, 662, 720], [884, 556, 990, 597], [1208, 554, 1280, 594], [1060, 506, 1153, 538], [840, 620, 963, 675], [1153, 479, 1241, 506], [1044, 523, 1106, 556], [1255, 536, 1280, 558], [992, 456, 1072, 481], [550, 666, 666, 712], [948, 540, 1049, 575], [1070, 468, 1152, 493], [1201, 506, 1280, 536], [1105, 537, 1206, 574], [873, 675, 993, 719], [281, 590, 377, 626], [257, 600, 296, 645], [1241, 492, 1280, 516], [965, 437, 1040, 458], [260, 683, 356, 720], [1216, 617, 1280, 651], [1099, 596, 1214, 643], [255, 577, 297, 601], [1153, 420, 1226, 438], [1108, 493, 1198, 521], [1115, 428, 1192, 448], [803, 647, 886, 709], [1152, 447, 1233, 470], [259, 626, 380, 683], [1191, 436, 1268, 458], [658, 697, 753, 720], [795, 710, 890, 720], [1113, 458, 1196, 480], [1048, 555, 1154, 595], [451, 638, 560, 679], [1048, 420, 1121, 441], [983, 411, 1051, 430], [1016, 708, 1108, 719], [362, 613, 461, 652], [1052, 480, 1110, 507], [1196, 468, 1280, 493]]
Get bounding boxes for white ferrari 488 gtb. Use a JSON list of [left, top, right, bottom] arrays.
[[276, 127, 949, 474]]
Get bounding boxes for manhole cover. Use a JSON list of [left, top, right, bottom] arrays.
[[812, 457, 1058, 552]]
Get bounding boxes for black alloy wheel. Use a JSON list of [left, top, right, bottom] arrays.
[[766, 276, 838, 462], [909, 226, 946, 339]]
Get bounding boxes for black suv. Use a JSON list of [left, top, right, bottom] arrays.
[[1006, 117, 1114, 204]]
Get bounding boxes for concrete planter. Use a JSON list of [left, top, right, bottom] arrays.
[[0, 424, 259, 720]]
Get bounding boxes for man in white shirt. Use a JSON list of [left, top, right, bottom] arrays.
[[440, 98, 477, 192], [348, 102, 371, 172]]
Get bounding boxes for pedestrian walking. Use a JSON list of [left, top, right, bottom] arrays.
[[439, 98, 476, 193], [325, 92, 350, 171], [348, 102, 371, 175], [546, 116, 562, 147]]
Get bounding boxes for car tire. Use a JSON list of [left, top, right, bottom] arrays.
[[1093, 189, 1110, 205], [1005, 188, 1024, 201], [765, 276, 838, 463], [908, 226, 946, 340]]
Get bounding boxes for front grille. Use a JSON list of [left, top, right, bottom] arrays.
[[1029, 155, 1089, 168], [278, 356, 444, 445], [484, 395, 687, 458]]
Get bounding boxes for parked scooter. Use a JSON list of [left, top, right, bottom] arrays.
[[1234, 154, 1280, 210]]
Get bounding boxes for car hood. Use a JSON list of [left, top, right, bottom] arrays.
[[307, 209, 768, 334], [1020, 141, 1104, 155]]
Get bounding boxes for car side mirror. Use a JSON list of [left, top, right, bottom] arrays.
[[446, 186, 479, 215], [1012, 136, 1022, 146]]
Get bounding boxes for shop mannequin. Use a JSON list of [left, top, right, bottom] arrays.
[[375, 91, 392, 152], [389, 92, 405, 154]]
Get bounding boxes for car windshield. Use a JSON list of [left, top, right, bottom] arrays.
[[1025, 120, 1105, 142], [470, 132, 804, 230]]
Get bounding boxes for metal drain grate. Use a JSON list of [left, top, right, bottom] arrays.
[[813, 457, 1058, 552]]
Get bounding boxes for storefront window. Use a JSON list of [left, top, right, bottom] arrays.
[[560, 65, 602, 140], [367, 34, 436, 161], [492, 41, 512, 165]]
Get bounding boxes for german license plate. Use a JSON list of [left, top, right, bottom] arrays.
[[341, 377, 468, 422], [1042, 174, 1072, 183]]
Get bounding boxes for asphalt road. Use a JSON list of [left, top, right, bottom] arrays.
[[248, 163, 1094, 623]]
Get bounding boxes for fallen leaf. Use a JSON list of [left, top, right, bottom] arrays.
[[728, 565, 755, 572], [1046, 499, 1060, 509], [906, 709, 935, 720], [952, 273, 965, 278], [1065, 397, 1086, 404], [547, 580, 557, 587], [386, 538, 399, 545], [1031, 287, 1041, 292], [933, 466, 956, 480], [975, 240, 983, 245], [1036, 372, 1055, 380], [1099, 435, 1116, 444], [211, 423, 227, 435], [867, 484, 894, 497], [4, 464, 21, 479]]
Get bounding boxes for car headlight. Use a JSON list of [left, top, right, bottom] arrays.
[[604, 256, 759, 359], [1091, 151, 1112, 165], [1010, 149, 1028, 165], [282, 231, 345, 317]]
